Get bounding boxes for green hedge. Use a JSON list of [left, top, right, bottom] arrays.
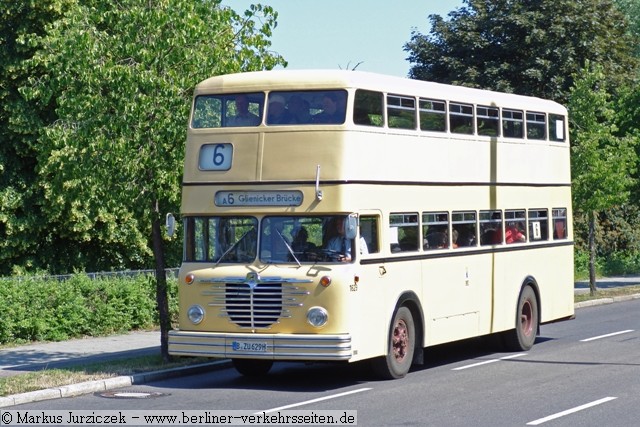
[[0, 274, 178, 345]]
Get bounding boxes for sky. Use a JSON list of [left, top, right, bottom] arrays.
[[222, 1, 464, 77]]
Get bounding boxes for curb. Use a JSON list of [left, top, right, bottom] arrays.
[[574, 292, 640, 309], [0, 360, 231, 408]]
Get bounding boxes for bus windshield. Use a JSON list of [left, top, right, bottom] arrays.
[[191, 90, 347, 128], [183, 215, 356, 264]]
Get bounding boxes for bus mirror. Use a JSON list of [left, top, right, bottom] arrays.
[[345, 215, 357, 240], [166, 213, 176, 237]]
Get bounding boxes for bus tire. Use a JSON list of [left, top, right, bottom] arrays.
[[232, 359, 273, 377], [503, 285, 538, 351], [371, 306, 415, 379]]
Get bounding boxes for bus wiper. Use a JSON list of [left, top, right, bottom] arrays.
[[276, 229, 301, 267], [214, 227, 255, 268]]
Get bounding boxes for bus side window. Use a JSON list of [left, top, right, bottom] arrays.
[[359, 215, 380, 254], [504, 209, 526, 244], [549, 114, 566, 142], [419, 98, 447, 132], [553, 208, 568, 239], [354, 90, 383, 127], [390, 213, 419, 252], [502, 109, 524, 138], [423, 211, 449, 250], [480, 210, 502, 245], [452, 211, 477, 247], [528, 209, 548, 241], [526, 111, 546, 140], [449, 102, 474, 134], [476, 105, 500, 136], [387, 95, 416, 130]]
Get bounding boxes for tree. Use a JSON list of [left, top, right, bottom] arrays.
[[405, 0, 638, 103], [568, 63, 637, 295], [21, 0, 286, 359], [614, 0, 640, 57], [0, 0, 76, 274]]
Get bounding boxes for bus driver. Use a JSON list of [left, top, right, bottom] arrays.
[[325, 217, 352, 262]]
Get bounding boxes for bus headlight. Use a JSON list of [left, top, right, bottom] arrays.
[[307, 307, 329, 328], [187, 305, 205, 324]]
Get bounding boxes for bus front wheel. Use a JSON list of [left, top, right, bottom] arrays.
[[503, 285, 538, 351], [232, 359, 273, 377], [371, 306, 415, 379]]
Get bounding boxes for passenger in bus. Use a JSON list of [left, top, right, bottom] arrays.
[[324, 217, 352, 262], [267, 94, 291, 125], [504, 222, 526, 244], [425, 231, 447, 249], [493, 222, 525, 244], [287, 96, 311, 124], [291, 227, 316, 253], [228, 94, 260, 126], [312, 93, 344, 124]]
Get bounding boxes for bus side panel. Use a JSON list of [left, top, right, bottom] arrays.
[[347, 260, 423, 362], [422, 254, 494, 346], [491, 245, 575, 333]]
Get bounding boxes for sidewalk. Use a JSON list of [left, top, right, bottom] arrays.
[[0, 331, 229, 408], [573, 275, 640, 294], [2, 276, 639, 408]]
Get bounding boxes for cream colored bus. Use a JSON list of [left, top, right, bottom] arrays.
[[168, 70, 574, 379]]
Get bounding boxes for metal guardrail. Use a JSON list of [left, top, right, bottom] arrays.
[[0, 268, 180, 282]]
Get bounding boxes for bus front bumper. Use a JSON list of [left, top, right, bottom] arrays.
[[168, 330, 352, 361]]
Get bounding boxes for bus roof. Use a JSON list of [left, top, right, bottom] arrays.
[[194, 69, 566, 115]]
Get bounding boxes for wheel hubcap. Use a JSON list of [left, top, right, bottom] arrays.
[[520, 300, 533, 336], [392, 319, 409, 362]]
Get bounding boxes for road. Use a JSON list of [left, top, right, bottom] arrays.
[[5, 299, 640, 426]]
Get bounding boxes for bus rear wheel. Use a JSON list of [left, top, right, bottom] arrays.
[[371, 306, 415, 379], [232, 359, 273, 377], [503, 285, 538, 351]]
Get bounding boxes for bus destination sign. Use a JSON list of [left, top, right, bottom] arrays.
[[214, 191, 303, 207]]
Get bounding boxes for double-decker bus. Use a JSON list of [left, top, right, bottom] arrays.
[[168, 70, 574, 379]]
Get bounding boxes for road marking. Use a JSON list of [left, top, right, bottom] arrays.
[[526, 396, 617, 425], [257, 388, 372, 414], [451, 353, 527, 370], [580, 329, 634, 342]]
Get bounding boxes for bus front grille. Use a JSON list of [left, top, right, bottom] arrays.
[[225, 283, 283, 328], [203, 276, 311, 329]]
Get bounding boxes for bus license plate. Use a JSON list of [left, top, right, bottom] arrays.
[[231, 341, 269, 352]]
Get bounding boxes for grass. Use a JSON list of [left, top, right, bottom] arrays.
[[3, 285, 640, 397], [0, 355, 211, 397], [574, 284, 640, 303]]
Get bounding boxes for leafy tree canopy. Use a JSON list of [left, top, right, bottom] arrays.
[[569, 62, 636, 215], [10, 0, 285, 274], [405, 0, 638, 103]]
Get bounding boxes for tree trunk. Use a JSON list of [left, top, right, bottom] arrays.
[[588, 212, 597, 296], [151, 210, 171, 362]]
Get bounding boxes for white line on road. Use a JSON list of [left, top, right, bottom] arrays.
[[256, 388, 372, 414], [451, 353, 527, 370], [526, 396, 618, 425], [580, 329, 634, 342]]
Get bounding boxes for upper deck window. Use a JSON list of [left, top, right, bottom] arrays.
[[502, 109, 524, 138], [354, 90, 383, 126], [192, 93, 264, 128], [548, 114, 566, 142], [419, 99, 446, 132], [387, 95, 416, 130], [266, 90, 347, 125], [526, 111, 546, 140], [476, 106, 500, 137], [449, 102, 474, 134]]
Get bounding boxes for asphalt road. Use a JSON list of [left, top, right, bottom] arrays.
[[5, 298, 640, 426]]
